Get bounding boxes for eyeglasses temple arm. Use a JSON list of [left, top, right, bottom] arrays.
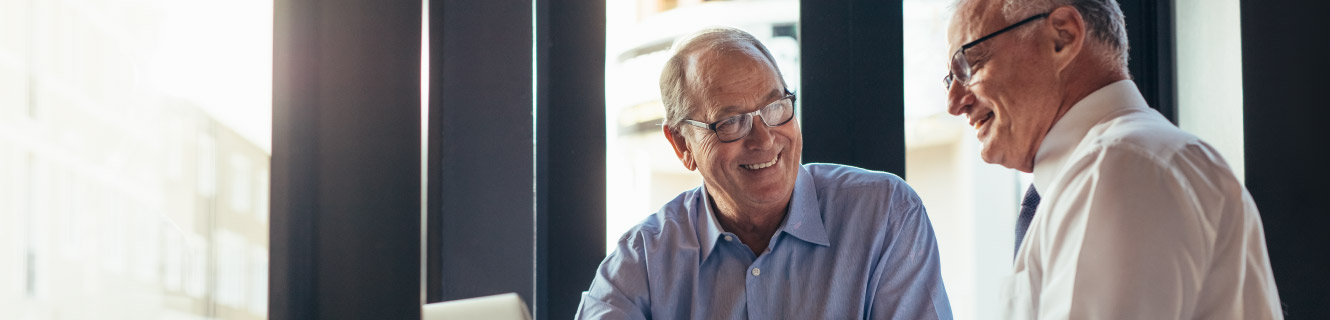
[[961, 13, 1050, 50]]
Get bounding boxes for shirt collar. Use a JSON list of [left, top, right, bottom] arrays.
[[1032, 80, 1149, 192], [698, 165, 830, 264]]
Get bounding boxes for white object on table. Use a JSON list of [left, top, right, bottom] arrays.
[[422, 292, 531, 320]]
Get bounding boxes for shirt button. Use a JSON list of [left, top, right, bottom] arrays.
[[751, 268, 761, 276], [724, 235, 733, 242]]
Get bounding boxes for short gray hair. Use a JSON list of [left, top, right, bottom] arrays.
[[659, 27, 786, 132], [960, 0, 1129, 71]]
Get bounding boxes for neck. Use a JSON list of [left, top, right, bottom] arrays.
[[1021, 63, 1128, 172], [1054, 57, 1130, 123], [709, 192, 788, 255], [1057, 76, 1126, 121], [1016, 62, 1122, 173]]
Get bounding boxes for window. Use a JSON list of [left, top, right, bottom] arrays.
[[1175, 0, 1244, 181], [229, 153, 254, 213], [0, 1, 271, 319], [903, 1, 1026, 319]]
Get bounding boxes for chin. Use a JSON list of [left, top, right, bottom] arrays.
[[978, 148, 1001, 166], [746, 181, 794, 202]]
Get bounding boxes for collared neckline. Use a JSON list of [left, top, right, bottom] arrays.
[[698, 165, 830, 264], [1032, 80, 1149, 193]]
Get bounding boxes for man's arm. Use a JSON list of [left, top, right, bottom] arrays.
[[575, 231, 651, 320], [868, 195, 953, 320], [1037, 145, 1209, 319]]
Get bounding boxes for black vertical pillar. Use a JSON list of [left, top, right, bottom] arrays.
[[1241, 0, 1330, 318], [800, 0, 905, 176], [271, 0, 422, 319], [535, 0, 607, 319], [1119, 0, 1177, 124], [430, 0, 537, 309]]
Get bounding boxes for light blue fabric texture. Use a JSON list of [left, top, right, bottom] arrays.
[[576, 163, 952, 320]]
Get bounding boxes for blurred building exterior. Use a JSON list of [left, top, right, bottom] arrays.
[[0, 0, 269, 319]]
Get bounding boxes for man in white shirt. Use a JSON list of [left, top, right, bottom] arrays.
[[943, 0, 1283, 318]]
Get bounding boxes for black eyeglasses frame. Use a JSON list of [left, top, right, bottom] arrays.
[[944, 12, 1051, 89], [681, 90, 797, 143]]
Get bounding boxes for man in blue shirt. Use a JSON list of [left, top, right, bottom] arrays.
[[576, 27, 952, 320]]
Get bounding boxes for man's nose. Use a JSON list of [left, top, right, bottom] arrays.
[[743, 117, 776, 150], [946, 81, 974, 116]]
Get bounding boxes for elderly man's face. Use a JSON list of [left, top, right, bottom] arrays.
[[678, 47, 802, 209], [946, 0, 1064, 172]]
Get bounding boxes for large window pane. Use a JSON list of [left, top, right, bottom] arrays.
[[0, 0, 271, 319], [903, 1, 1025, 319], [1176, 0, 1243, 181]]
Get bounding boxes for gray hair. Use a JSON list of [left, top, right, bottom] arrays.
[[959, 0, 1129, 72], [659, 27, 787, 132]]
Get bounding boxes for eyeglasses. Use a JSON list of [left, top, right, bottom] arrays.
[[944, 13, 1050, 89], [682, 91, 796, 143]]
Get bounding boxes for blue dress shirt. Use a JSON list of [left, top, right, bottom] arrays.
[[577, 164, 952, 319]]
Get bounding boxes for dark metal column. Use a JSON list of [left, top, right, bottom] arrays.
[[429, 0, 538, 308], [535, 0, 607, 319], [1120, 0, 1177, 124], [1241, 0, 1330, 318], [800, 0, 906, 176], [271, 0, 423, 318]]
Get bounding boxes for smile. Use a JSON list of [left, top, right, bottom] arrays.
[[740, 154, 780, 170], [972, 111, 994, 130]]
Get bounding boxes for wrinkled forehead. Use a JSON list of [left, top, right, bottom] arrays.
[[947, 0, 1007, 52], [684, 46, 779, 93], [678, 46, 783, 118]]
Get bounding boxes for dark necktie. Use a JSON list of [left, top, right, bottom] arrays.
[[1014, 185, 1040, 259]]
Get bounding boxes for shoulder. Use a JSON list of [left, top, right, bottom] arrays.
[[1080, 108, 1199, 166], [802, 163, 927, 235], [804, 163, 921, 206], [1063, 110, 1241, 205]]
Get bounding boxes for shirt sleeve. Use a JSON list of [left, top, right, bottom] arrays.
[[868, 193, 954, 320], [1037, 144, 1212, 319], [575, 230, 652, 320]]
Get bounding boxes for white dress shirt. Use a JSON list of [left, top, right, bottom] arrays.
[[1003, 80, 1283, 319]]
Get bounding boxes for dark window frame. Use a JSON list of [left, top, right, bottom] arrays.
[[1120, 0, 1178, 124], [1241, 0, 1330, 318], [270, 0, 423, 318], [800, 0, 906, 176]]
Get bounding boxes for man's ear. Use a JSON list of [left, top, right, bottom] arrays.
[[1047, 6, 1086, 72], [663, 125, 697, 171]]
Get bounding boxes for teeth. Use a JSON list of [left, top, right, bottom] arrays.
[[973, 113, 991, 130], [741, 155, 779, 170]]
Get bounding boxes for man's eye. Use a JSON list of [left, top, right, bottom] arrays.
[[715, 117, 741, 134], [971, 49, 992, 66]]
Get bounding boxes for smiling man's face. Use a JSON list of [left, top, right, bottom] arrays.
[[678, 45, 802, 210], [946, 0, 1065, 172]]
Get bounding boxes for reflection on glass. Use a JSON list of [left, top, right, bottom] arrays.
[[604, 0, 800, 253], [0, 0, 271, 319]]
